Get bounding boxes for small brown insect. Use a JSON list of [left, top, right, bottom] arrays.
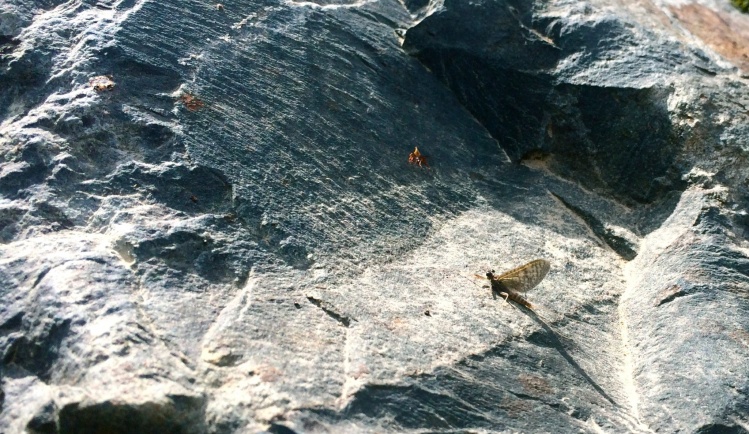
[[482, 259, 550, 310], [180, 93, 205, 111], [89, 75, 115, 92], [408, 147, 429, 167]]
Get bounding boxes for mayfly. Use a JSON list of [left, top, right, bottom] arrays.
[[481, 259, 550, 310]]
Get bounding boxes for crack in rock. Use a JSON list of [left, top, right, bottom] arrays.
[[305, 296, 355, 327]]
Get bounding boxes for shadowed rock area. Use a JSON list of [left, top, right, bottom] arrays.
[[2, 0, 749, 432]]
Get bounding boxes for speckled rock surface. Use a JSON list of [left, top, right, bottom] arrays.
[[2, 0, 749, 433]]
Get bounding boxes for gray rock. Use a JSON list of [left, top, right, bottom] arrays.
[[2, 0, 749, 432]]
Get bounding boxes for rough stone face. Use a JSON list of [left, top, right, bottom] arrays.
[[2, 0, 749, 433]]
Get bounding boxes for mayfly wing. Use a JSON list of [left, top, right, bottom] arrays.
[[496, 259, 550, 293]]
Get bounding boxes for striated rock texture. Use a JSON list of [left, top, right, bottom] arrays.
[[2, 0, 749, 432]]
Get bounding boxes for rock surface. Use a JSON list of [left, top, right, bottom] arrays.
[[2, 0, 749, 433]]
